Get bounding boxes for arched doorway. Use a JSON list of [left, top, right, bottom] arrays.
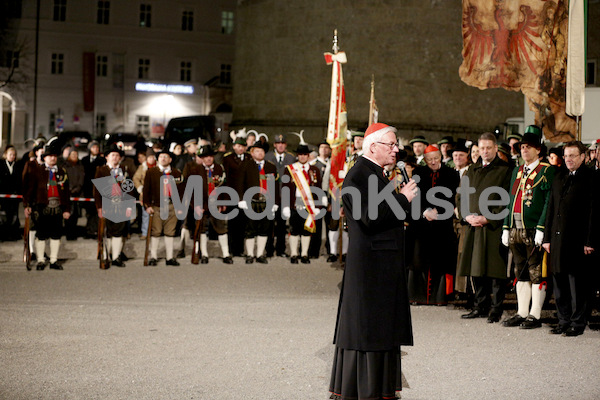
[[0, 91, 15, 149]]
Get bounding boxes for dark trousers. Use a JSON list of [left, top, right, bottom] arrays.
[[65, 202, 80, 239], [267, 209, 287, 256], [227, 206, 247, 256], [553, 272, 588, 329], [84, 202, 98, 237], [472, 276, 506, 314]]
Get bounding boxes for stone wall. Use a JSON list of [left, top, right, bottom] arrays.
[[232, 0, 524, 147]]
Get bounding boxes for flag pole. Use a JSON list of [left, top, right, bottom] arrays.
[[369, 75, 375, 126]]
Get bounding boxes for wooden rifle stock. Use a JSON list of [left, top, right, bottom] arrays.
[[98, 217, 109, 269], [23, 215, 31, 269], [143, 212, 153, 266], [190, 219, 201, 264]]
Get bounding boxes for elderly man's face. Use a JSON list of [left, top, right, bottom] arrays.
[[201, 155, 214, 167], [274, 142, 287, 153], [453, 151, 468, 169], [520, 144, 541, 164], [564, 146, 585, 172], [158, 153, 172, 167], [372, 132, 398, 167], [478, 139, 497, 163], [425, 150, 442, 172]]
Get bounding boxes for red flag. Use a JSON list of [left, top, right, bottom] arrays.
[[324, 33, 348, 200]]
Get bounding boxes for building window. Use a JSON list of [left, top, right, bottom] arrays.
[[182, 10, 193, 31], [220, 64, 231, 85], [97, 55, 108, 77], [49, 113, 56, 135], [97, 1, 110, 25], [587, 60, 597, 87], [51, 53, 64, 75], [1, 50, 19, 69], [96, 114, 107, 136], [136, 115, 150, 136], [53, 0, 67, 22], [138, 58, 150, 79], [180, 61, 192, 82], [221, 11, 234, 34], [140, 4, 151, 28]]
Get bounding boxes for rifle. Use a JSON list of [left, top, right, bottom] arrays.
[[191, 219, 201, 264], [23, 215, 31, 270], [143, 212, 153, 266], [98, 217, 110, 269]]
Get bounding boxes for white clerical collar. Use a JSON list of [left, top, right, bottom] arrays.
[[361, 154, 382, 168]]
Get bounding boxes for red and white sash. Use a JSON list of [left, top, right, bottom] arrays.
[[287, 163, 317, 233]]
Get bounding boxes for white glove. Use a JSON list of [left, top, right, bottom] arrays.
[[338, 170, 346, 179], [501, 230, 509, 247], [282, 207, 291, 220], [271, 204, 279, 213], [238, 200, 248, 210], [534, 229, 544, 247], [321, 196, 328, 207]]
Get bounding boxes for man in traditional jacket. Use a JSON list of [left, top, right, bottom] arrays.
[[195, 145, 232, 264], [23, 141, 71, 270], [457, 132, 512, 323], [329, 123, 417, 400], [409, 135, 429, 166], [222, 137, 248, 257], [281, 143, 324, 264], [143, 150, 184, 266], [501, 127, 555, 329], [237, 142, 279, 264], [81, 140, 105, 238], [543, 141, 600, 336], [22, 142, 45, 261], [408, 144, 459, 305]]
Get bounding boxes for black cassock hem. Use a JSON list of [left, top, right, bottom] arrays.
[[328, 346, 402, 400]]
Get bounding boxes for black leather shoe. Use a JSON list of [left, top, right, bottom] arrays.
[[487, 312, 502, 323], [461, 309, 488, 319], [502, 314, 526, 327], [290, 256, 299, 264], [563, 327, 584, 337], [36, 262, 46, 271], [166, 258, 180, 266], [49, 263, 63, 270], [549, 325, 569, 335], [148, 258, 158, 266], [200, 256, 209, 264], [222, 256, 233, 264], [31, 253, 37, 262], [300, 256, 310, 264], [177, 249, 185, 259], [111, 257, 126, 267], [326, 254, 337, 263], [520, 315, 542, 329], [245, 256, 254, 264], [119, 252, 129, 261], [256, 256, 268, 264]]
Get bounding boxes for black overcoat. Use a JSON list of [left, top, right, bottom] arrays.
[[333, 156, 413, 351], [543, 166, 600, 273]]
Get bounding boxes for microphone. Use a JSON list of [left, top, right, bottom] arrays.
[[396, 161, 410, 184]]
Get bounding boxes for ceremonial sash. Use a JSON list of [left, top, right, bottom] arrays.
[[47, 169, 59, 198], [110, 168, 123, 197], [258, 164, 267, 194], [207, 168, 215, 195], [287, 163, 317, 233], [163, 171, 172, 197]]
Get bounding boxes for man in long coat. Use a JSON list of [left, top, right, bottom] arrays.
[[329, 123, 417, 400], [408, 145, 460, 305], [457, 132, 512, 323], [542, 141, 600, 336]]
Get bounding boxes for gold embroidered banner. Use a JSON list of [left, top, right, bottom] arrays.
[[459, 0, 575, 142]]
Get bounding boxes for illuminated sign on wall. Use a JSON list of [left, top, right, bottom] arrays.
[[135, 82, 194, 94]]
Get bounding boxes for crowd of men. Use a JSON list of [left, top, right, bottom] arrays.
[[1, 125, 599, 335]]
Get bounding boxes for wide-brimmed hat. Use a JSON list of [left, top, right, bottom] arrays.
[[104, 143, 125, 157], [184, 138, 198, 147], [450, 138, 469, 154], [249, 141, 268, 152], [197, 145, 216, 157], [437, 136, 455, 146], [519, 125, 543, 149], [295, 144, 311, 155], [409, 135, 429, 145], [42, 142, 61, 158]]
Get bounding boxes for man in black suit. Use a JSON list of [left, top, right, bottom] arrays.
[[81, 141, 105, 238], [329, 123, 417, 400], [222, 137, 248, 256], [543, 141, 600, 336]]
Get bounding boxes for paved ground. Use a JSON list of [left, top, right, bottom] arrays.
[[1, 237, 599, 400]]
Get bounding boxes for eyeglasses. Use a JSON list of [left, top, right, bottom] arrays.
[[376, 142, 399, 150]]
